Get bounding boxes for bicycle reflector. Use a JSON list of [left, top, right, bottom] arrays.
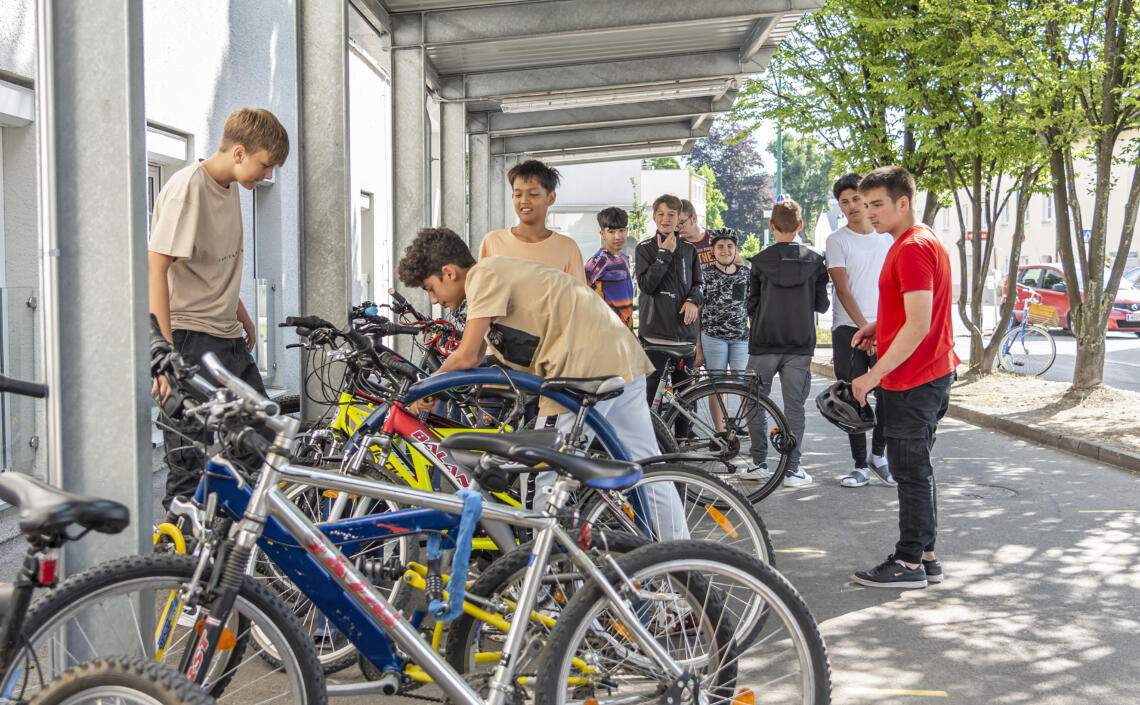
[[815, 380, 875, 434]]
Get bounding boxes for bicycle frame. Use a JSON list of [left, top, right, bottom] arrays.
[[195, 441, 683, 703]]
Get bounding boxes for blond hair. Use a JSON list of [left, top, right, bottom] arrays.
[[219, 108, 290, 166], [770, 200, 802, 234]]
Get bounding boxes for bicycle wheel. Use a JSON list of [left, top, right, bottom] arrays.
[[6, 554, 325, 705], [995, 325, 1055, 376], [247, 483, 416, 674], [443, 531, 647, 681], [26, 656, 216, 705], [661, 379, 793, 503], [579, 463, 774, 565], [649, 411, 680, 455], [534, 542, 831, 705]]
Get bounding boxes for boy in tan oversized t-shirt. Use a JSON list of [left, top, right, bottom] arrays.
[[478, 159, 586, 282], [148, 107, 289, 507], [397, 227, 687, 540]]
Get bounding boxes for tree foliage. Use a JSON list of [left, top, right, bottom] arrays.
[[767, 134, 834, 243], [643, 157, 681, 169], [628, 177, 649, 241], [686, 121, 776, 238], [696, 164, 728, 229]]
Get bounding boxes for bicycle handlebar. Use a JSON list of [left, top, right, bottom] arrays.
[[0, 374, 47, 399], [199, 352, 282, 418], [388, 287, 428, 322]]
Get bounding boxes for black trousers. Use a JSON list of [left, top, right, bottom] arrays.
[[833, 326, 886, 465], [879, 372, 953, 564], [643, 345, 694, 438], [161, 329, 266, 507]]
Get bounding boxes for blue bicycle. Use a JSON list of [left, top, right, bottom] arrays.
[[996, 286, 1057, 376]]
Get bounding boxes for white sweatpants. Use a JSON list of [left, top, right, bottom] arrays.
[[532, 375, 689, 541]]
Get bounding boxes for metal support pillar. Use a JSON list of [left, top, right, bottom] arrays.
[[297, 0, 352, 418], [39, 0, 150, 565], [439, 80, 467, 239], [489, 155, 506, 232], [468, 114, 490, 251], [391, 14, 430, 314]]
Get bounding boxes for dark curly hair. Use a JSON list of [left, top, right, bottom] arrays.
[[397, 227, 476, 287], [832, 172, 862, 200]]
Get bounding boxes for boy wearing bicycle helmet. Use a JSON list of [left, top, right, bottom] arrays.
[[148, 108, 289, 508], [850, 166, 959, 589], [397, 227, 687, 540]]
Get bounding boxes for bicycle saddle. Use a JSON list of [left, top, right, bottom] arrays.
[[641, 340, 696, 360], [540, 376, 625, 402], [441, 429, 563, 457], [0, 473, 130, 538]]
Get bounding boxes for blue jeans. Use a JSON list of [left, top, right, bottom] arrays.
[[700, 334, 749, 372]]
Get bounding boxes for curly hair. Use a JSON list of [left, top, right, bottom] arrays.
[[832, 172, 862, 200], [397, 227, 476, 287]]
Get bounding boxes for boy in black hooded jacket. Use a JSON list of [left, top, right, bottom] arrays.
[[743, 199, 830, 486]]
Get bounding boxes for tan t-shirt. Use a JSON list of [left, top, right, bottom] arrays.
[[148, 161, 244, 338], [478, 228, 587, 282], [465, 257, 653, 415]]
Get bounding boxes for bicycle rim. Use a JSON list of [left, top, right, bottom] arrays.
[[664, 380, 791, 502], [997, 325, 1055, 376]]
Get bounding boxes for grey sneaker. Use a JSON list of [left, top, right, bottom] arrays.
[[853, 555, 927, 589], [840, 467, 870, 488], [922, 558, 944, 583], [868, 455, 897, 486]]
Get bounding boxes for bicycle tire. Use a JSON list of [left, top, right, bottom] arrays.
[[660, 379, 792, 502], [27, 656, 216, 705], [7, 554, 326, 705], [995, 325, 1055, 376], [534, 542, 831, 705], [579, 463, 774, 565], [443, 531, 648, 678], [649, 411, 679, 454]]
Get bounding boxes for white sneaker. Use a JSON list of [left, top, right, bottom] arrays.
[[736, 461, 769, 479], [783, 469, 813, 487], [840, 467, 870, 488], [869, 454, 897, 486]]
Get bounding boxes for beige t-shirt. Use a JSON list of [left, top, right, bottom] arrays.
[[478, 228, 587, 282], [148, 161, 244, 338], [465, 257, 653, 415]]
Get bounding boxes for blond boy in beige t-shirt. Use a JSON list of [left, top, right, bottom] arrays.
[[397, 227, 687, 540], [477, 159, 586, 282], [148, 107, 289, 506]]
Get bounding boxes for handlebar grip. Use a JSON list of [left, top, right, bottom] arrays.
[[388, 288, 427, 321], [199, 352, 279, 416], [0, 374, 48, 399], [378, 351, 421, 381], [344, 328, 374, 353], [282, 315, 337, 331]]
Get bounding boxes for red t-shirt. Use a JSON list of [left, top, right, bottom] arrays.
[[688, 230, 716, 269], [876, 224, 960, 390]]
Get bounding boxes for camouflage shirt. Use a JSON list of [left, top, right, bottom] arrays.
[[702, 265, 750, 341]]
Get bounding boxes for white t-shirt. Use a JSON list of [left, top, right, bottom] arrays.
[[825, 226, 894, 329]]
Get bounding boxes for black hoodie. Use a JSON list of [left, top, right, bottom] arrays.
[[746, 241, 830, 355]]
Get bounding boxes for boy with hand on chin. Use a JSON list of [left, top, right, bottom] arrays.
[[850, 165, 958, 589], [478, 159, 586, 282], [398, 228, 687, 540]]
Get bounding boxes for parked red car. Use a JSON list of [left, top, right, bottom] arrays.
[[1002, 264, 1140, 335]]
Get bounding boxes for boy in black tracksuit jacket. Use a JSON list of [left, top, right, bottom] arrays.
[[742, 199, 830, 486]]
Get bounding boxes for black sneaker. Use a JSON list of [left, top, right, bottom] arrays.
[[922, 558, 943, 584], [852, 555, 927, 588]]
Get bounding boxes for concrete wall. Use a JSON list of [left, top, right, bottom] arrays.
[[0, 0, 33, 79]]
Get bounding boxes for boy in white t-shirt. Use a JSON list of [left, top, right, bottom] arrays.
[[824, 173, 895, 488]]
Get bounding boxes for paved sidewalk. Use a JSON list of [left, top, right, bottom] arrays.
[[759, 373, 1140, 704]]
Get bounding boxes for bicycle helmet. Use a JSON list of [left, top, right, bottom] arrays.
[[709, 228, 739, 247], [815, 380, 875, 433]]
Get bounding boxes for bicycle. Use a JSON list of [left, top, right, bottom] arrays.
[[643, 340, 797, 502], [9, 345, 832, 705], [995, 286, 1057, 376], [0, 373, 216, 705]]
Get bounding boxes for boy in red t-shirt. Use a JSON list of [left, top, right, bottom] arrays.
[[849, 166, 960, 589]]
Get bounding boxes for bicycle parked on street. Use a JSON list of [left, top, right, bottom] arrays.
[[995, 285, 1057, 376]]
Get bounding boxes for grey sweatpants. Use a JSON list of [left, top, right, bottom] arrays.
[[745, 353, 812, 473]]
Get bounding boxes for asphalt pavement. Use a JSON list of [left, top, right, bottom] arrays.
[[757, 373, 1140, 704]]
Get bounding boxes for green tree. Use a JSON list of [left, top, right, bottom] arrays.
[[695, 165, 727, 229], [643, 157, 681, 169], [739, 233, 763, 260], [687, 121, 776, 236], [629, 177, 649, 241], [766, 135, 834, 243]]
